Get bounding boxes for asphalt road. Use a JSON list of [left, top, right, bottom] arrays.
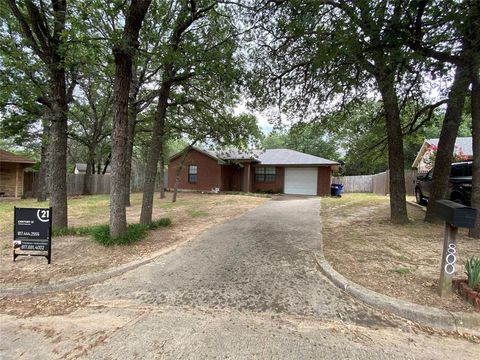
[[1, 198, 479, 359]]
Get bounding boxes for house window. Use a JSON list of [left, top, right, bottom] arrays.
[[255, 167, 276, 182], [188, 165, 197, 183]]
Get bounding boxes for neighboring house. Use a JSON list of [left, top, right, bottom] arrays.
[[168, 147, 340, 196], [412, 137, 473, 173], [0, 149, 35, 198], [74, 163, 111, 174]]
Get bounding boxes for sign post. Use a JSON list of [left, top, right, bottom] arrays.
[[438, 223, 458, 297], [13, 207, 52, 264], [435, 200, 477, 297]]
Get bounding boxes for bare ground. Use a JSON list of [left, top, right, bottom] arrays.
[[321, 193, 480, 313], [0, 192, 268, 288]]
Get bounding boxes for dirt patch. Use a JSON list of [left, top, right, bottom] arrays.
[[0, 288, 90, 317], [0, 192, 268, 288], [321, 194, 480, 313]]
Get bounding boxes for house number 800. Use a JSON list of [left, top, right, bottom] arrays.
[[444, 243, 457, 275]]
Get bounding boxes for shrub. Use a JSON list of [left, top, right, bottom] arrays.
[[53, 217, 172, 246], [148, 217, 172, 230], [465, 256, 480, 290], [91, 224, 148, 246]]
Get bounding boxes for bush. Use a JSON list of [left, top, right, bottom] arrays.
[[91, 224, 148, 246], [53, 217, 172, 247], [465, 256, 480, 290], [147, 217, 172, 230]]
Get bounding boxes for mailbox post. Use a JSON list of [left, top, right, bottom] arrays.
[[435, 200, 477, 297]]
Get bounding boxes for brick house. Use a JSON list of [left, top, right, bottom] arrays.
[[168, 147, 339, 196], [0, 149, 36, 198]]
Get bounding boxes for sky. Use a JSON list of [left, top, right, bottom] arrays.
[[234, 101, 273, 135]]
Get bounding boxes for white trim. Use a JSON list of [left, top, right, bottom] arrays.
[[412, 140, 431, 169]]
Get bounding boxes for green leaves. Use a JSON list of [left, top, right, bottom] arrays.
[[262, 122, 340, 161], [465, 256, 480, 290]]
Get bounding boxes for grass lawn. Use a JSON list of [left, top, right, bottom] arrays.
[[0, 192, 268, 287], [321, 193, 480, 313]]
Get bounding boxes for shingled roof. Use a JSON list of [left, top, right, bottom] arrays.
[[0, 149, 35, 164], [171, 147, 338, 166], [425, 137, 472, 155], [257, 149, 339, 166], [208, 148, 263, 161]]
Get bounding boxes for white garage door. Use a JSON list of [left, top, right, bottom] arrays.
[[284, 168, 318, 195]]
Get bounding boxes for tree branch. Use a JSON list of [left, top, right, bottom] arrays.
[[5, 0, 47, 62]]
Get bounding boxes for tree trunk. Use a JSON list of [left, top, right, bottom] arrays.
[[125, 64, 141, 207], [425, 65, 471, 222], [159, 153, 166, 199], [110, 0, 151, 237], [102, 152, 111, 175], [172, 170, 181, 203], [110, 52, 131, 235], [49, 66, 68, 229], [5, 0, 69, 226], [124, 109, 137, 207], [140, 87, 169, 224], [83, 146, 95, 195], [36, 142, 49, 202], [172, 145, 194, 203], [469, 71, 480, 237], [376, 73, 409, 224], [36, 118, 50, 202]]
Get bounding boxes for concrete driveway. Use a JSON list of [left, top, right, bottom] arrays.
[[1, 198, 478, 359], [88, 197, 390, 325]]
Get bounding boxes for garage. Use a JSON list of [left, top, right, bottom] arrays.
[[284, 167, 318, 195]]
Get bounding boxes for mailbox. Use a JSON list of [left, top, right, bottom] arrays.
[[435, 200, 477, 228]]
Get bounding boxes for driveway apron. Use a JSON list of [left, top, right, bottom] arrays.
[[88, 198, 392, 327]]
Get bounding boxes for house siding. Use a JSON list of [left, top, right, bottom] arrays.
[[167, 148, 335, 195], [317, 166, 332, 196], [252, 166, 284, 193], [0, 162, 25, 197], [167, 149, 222, 191]]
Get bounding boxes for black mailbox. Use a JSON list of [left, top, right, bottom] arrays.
[[435, 200, 477, 228]]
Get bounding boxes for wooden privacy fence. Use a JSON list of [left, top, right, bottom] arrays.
[[68, 174, 111, 195], [333, 170, 418, 196], [24, 173, 163, 197], [332, 175, 373, 193], [129, 173, 164, 193]]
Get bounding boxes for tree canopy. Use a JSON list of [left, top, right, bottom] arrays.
[[1, 0, 479, 231]]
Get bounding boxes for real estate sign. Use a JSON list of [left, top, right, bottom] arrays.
[[13, 207, 52, 264]]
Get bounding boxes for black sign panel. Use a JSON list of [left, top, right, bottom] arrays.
[[13, 207, 52, 264]]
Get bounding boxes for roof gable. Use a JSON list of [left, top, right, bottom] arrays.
[[169, 147, 220, 162], [75, 163, 87, 171], [0, 149, 35, 164], [425, 137, 472, 155]]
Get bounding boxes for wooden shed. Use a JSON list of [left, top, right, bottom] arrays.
[[0, 149, 36, 198]]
